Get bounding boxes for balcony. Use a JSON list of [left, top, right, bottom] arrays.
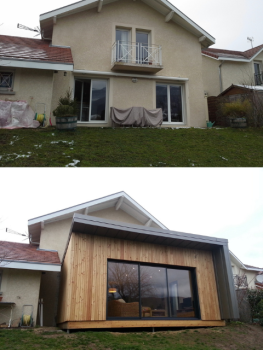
[[254, 72, 263, 86], [111, 41, 163, 73]]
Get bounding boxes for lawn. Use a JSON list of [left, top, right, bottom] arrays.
[[0, 323, 262, 350], [0, 127, 263, 167]]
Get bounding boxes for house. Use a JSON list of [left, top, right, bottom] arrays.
[[230, 251, 263, 290], [1, 192, 239, 330], [202, 45, 263, 97], [0, 0, 216, 128], [0, 241, 60, 327]]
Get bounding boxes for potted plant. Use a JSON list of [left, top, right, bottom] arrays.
[[221, 98, 252, 128], [53, 89, 78, 130]]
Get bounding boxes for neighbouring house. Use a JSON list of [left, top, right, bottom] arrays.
[[0, 241, 60, 327], [230, 251, 263, 291], [0, 0, 216, 128], [202, 45, 263, 97], [1, 192, 239, 330]]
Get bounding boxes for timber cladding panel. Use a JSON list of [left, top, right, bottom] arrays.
[[58, 233, 221, 324]]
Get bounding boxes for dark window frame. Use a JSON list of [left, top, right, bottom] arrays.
[[0, 270, 3, 291], [106, 259, 201, 321]]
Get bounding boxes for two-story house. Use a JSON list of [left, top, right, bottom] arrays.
[[0, 0, 216, 128]]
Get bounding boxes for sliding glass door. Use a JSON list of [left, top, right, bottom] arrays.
[[107, 260, 199, 319], [74, 79, 107, 122], [156, 84, 183, 123]]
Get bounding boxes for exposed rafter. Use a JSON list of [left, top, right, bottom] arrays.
[[84, 207, 89, 215], [53, 16, 57, 25], [199, 35, 206, 43], [115, 196, 124, 211], [145, 219, 152, 227], [165, 10, 174, 23], [41, 221, 44, 230], [98, 0, 103, 13]]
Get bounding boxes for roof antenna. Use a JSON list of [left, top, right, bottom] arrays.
[[17, 23, 41, 37], [6, 228, 29, 241], [247, 37, 254, 48]]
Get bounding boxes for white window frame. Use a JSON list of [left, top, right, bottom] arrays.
[[156, 83, 185, 125], [74, 78, 109, 124], [0, 70, 15, 92]]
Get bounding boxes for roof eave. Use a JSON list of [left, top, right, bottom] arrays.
[[0, 57, 74, 71]]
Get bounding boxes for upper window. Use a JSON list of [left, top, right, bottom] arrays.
[[156, 84, 184, 123], [254, 63, 262, 86], [107, 260, 199, 319], [74, 79, 107, 122], [0, 71, 14, 91]]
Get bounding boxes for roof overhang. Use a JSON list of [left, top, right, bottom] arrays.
[[0, 58, 74, 71], [0, 260, 61, 272], [202, 47, 263, 62], [28, 192, 168, 243], [230, 250, 263, 272], [65, 213, 229, 260], [40, 0, 215, 47]]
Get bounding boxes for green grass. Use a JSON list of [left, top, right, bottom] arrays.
[[0, 127, 263, 167], [0, 324, 262, 350]]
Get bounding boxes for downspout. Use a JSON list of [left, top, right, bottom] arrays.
[[219, 60, 225, 93]]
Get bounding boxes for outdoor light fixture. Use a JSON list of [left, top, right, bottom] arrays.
[[108, 288, 117, 293], [132, 78, 138, 83]]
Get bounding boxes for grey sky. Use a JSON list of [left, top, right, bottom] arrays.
[[0, 168, 262, 269], [0, 0, 262, 50]]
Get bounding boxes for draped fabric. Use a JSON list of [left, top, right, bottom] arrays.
[[110, 107, 163, 127]]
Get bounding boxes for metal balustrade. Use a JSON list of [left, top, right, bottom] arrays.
[[112, 41, 162, 66], [254, 72, 263, 86]]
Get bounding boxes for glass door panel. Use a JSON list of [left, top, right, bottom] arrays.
[[136, 31, 149, 64], [156, 84, 168, 122], [90, 80, 107, 121], [170, 86, 182, 122], [74, 80, 91, 122], [140, 265, 168, 318], [167, 269, 196, 318], [107, 261, 139, 318], [116, 29, 130, 62]]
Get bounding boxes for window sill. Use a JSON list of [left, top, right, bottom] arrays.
[[0, 91, 16, 95]]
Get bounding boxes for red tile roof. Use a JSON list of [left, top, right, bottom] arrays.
[[0, 241, 60, 265], [0, 35, 73, 64], [202, 44, 263, 60]]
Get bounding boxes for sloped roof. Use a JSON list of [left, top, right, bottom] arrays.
[[40, 0, 215, 47], [218, 84, 263, 97], [230, 250, 263, 272], [0, 35, 74, 70], [202, 44, 263, 62], [0, 241, 60, 265], [28, 192, 167, 243]]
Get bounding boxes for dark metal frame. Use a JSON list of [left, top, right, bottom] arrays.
[[106, 259, 201, 321]]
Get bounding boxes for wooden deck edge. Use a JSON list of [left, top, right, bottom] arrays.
[[59, 320, 226, 330]]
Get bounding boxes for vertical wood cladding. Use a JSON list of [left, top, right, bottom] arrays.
[[58, 233, 221, 323]]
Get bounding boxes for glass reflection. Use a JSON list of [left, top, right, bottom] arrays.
[[167, 269, 196, 318], [156, 84, 168, 122], [140, 266, 168, 317], [107, 262, 139, 318]]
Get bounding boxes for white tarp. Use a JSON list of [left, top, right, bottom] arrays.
[[0, 100, 39, 128]]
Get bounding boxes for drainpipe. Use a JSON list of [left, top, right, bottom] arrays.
[[219, 60, 225, 93]]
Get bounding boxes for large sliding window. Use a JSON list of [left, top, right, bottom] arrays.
[[107, 260, 199, 319], [74, 79, 107, 122], [156, 84, 183, 123]]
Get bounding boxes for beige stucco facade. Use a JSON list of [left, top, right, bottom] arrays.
[[202, 52, 263, 97], [0, 268, 41, 327], [0, 68, 54, 118], [48, 0, 208, 127], [231, 261, 259, 290]]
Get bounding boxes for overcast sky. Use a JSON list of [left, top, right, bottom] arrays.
[[0, 0, 262, 51], [0, 168, 262, 269]]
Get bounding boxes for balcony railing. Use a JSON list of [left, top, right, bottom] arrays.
[[254, 72, 263, 86], [111, 41, 163, 72]]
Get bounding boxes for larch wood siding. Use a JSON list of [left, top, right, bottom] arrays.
[[58, 233, 221, 324]]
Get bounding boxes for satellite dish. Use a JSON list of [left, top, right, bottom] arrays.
[[256, 275, 263, 284]]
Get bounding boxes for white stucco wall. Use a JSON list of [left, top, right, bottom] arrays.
[[0, 268, 41, 327]]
